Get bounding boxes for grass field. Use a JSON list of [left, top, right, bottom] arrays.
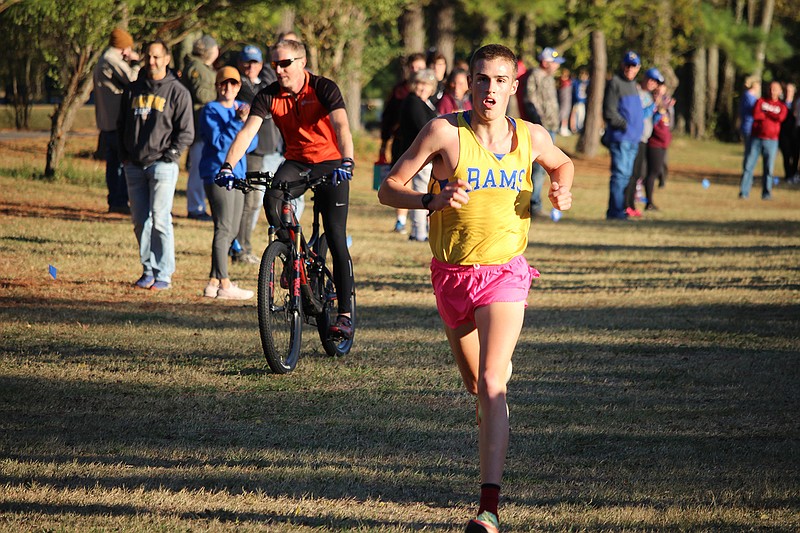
[[1, 129, 798, 532]]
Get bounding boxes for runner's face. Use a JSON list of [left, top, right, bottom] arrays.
[[468, 58, 518, 120], [271, 47, 306, 91]]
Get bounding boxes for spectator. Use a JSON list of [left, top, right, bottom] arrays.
[[739, 80, 787, 200], [436, 68, 471, 115], [183, 34, 219, 221], [93, 28, 140, 214], [524, 46, 564, 216], [231, 44, 285, 264], [199, 66, 258, 300], [603, 51, 644, 220], [739, 75, 761, 150], [118, 39, 194, 291], [623, 67, 661, 218], [391, 69, 438, 242], [427, 49, 448, 108], [379, 52, 427, 234], [570, 68, 590, 133], [778, 82, 797, 183], [558, 67, 573, 136], [642, 83, 674, 211]]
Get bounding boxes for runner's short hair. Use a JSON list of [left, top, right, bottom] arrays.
[[469, 44, 518, 78]]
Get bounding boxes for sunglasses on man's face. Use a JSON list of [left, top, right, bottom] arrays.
[[217, 80, 239, 87], [271, 57, 303, 70]]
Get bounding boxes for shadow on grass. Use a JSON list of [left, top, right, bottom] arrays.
[[529, 217, 800, 239], [0, 500, 456, 530], [2, 287, 799, 528]]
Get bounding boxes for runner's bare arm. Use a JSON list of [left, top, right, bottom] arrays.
[[377, 117, 470, 212], [527, 122, 575, 210], [223, 115, 263, 168]]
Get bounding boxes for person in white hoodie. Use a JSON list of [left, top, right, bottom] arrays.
[[93, 28, 140, 214]]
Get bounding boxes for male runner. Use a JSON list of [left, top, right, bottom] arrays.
[[378, 43, 574, 533], [219, 39, 355, 338]]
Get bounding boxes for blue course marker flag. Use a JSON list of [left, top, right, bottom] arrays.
[[48, 265, 57, 280]]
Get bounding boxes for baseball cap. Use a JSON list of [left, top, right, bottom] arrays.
[[215, 66, 241, 85], [239, 45, 263, 63], [538, 47, 566, 64], [622, 51, 641, 66], [645, 67, 665, 84]]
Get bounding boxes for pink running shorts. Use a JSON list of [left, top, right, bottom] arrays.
[[430, 255, 540, 329]]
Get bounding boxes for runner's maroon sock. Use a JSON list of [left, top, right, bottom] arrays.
[[478, 483, 500, 517]]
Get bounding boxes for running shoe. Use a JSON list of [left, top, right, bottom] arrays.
[[466, 511, 499, 533]]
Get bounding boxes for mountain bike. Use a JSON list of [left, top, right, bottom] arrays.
[[233, 170, 356, 374]]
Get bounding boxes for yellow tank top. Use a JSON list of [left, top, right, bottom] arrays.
[[429, 112, 533, 265]]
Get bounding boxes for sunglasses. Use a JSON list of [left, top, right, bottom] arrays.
[[216, 79, 239, 87], [271, 57, 303, 70]]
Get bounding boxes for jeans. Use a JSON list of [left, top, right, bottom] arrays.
[[187, 140, 208, 215], [740, 137, 778, 198], [607, 140, 639, 219], [125, 161, 179, 283], [205, 182, 244, 280], [530, 130, 557, 214], [102, 130, 127, 208], [409, 163, 432, 241]]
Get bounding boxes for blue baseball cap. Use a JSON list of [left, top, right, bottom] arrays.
[[645, 67, 665, 84], [622, 50, 641, 66], [239, 45, 263, 63], [538, 47, 566, 64]]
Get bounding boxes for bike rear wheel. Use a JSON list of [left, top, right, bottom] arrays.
[[314, 235, 356, 357], [258, 241, 302, 373]]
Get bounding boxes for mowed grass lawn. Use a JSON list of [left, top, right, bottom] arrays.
[[1, 130, 798, 531]]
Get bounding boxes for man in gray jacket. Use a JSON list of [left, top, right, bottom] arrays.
[[524, 46, 565, 216], [93, 28, 140, 214], [118, 39, 194, 291]]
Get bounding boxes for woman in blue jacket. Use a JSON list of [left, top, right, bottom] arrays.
[[200, 66, 258, 300]]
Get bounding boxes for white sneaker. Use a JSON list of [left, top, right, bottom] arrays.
[[204, 283, 219, 298], [217, 283, 254, 300]]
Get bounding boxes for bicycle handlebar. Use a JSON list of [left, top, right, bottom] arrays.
[[235, 169, 331, 193]]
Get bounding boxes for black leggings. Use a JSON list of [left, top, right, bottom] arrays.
[[624, 142, 648, 209], [264, 159, 353, 314], [644, 146, 667, 206]]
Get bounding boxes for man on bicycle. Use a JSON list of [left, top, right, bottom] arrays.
[[219, 38, 355, 339]]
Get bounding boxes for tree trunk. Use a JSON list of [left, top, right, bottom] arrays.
[[519, 13, 537, 65], [433, 0, 455, 69], [45, 50, 93, 177], [576, 30, 606, 158], [344, 9, 366, 133], [401, 5, 425, 54], [718, 0, 746, 140], [706, 45, 719, 129], [279, 7, 295, 35], [752, 0, 774, 78], [652, 0, 677, 89], [690, 45, 707, 139]]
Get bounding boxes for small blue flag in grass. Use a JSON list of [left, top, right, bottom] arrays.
[[48, 265, 57, 280]]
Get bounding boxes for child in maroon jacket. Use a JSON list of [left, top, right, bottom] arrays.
[[641, 84, 674, 211], [739, 81, 788, 200]]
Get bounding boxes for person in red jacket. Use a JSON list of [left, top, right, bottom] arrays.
[[739, 80, 788, 200]]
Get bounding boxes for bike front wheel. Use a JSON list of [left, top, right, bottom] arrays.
[[315, 235, 356, 357], [258, 241, 302, 374]]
